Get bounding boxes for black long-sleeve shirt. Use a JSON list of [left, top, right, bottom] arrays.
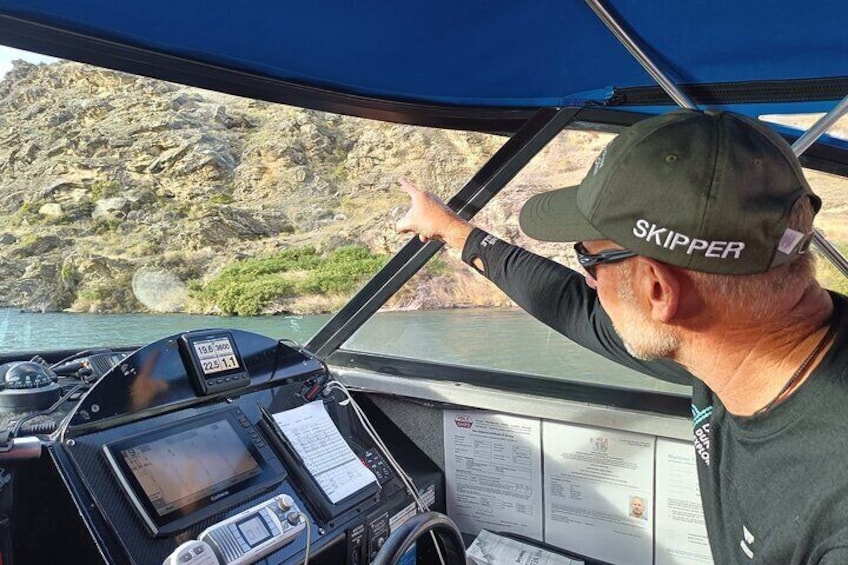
[[462, 228, 848, 564]]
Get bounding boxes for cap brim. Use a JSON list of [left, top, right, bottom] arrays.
[[519, 186, 606, 242]]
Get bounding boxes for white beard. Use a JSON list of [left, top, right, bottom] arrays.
[[614, 276, 680, 361]]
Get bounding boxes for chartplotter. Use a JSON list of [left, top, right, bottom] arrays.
[[0, 1, 846, 564]]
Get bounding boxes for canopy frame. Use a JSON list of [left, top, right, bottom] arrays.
[[585, 0, 848, 277]]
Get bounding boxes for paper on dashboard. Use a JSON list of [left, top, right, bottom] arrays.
[[543, 422, 654, 565], [655, 438, 713, 564], [273, 400, 377, 503], [443, 410, 543, 539], [466, 529, 584, 565]]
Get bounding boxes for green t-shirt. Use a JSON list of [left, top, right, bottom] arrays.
[[463, 228, 848, 564]]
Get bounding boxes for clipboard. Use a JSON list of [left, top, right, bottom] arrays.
[[259, 402, 380, 523]]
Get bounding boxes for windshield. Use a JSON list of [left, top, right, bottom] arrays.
[[1, 47, 846, 399], [0, 47, 506, 352], [349, 123, 848, 394]]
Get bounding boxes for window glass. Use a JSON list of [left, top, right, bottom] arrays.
[[349, 128, 692, 395], [349, 118, 848, 396], [806, 167, 848, 295], [761, 113, 848, 293], [0, 46, 506, 353]]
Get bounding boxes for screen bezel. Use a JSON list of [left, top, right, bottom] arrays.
[[102, 408, 283, 537], [181, 331, 248, 383]]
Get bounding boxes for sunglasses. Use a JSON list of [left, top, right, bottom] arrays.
[[573, 242, 638, 279]]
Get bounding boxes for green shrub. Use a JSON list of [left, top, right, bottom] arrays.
[[298, 246, 386, 294], [89, 180, 120, 200], [216, 277, 295, 316], [192, 245, 387, 315], [92, 218, 122, 234], [210, 193, 235, 205]]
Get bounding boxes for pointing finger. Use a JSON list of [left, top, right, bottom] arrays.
[[399, 177, 420, 195]]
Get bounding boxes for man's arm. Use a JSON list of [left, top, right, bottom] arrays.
[[396, 179, 691, 385], [461, 228, 691, 384]]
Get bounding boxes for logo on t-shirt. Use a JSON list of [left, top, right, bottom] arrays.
[[692, 403, 712, 467], [740, 525, 756, 559]]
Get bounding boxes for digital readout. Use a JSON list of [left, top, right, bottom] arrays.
[[237, 515, 272, 547], [192, 337, 240, 375]]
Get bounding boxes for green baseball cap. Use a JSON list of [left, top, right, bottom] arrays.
[[519, 109, 821, 275]]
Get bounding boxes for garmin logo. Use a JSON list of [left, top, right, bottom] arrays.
[[633, 219, 745, 259], [210, 491, 231, 502]]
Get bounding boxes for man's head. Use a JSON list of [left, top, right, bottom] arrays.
[[630, 496, 645, 518], [519, 110, 822, 359], [519, 109, 820, 274]]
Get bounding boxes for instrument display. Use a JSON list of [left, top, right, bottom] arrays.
[[102, 408, 284, 536], [179, 331, 251, 395], [191, 336, 241, 376]]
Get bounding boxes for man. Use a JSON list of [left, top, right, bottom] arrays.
[[629, 496, 647, 521], [396, 109, 848, 563]]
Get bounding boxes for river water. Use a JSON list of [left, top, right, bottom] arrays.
[[0, 308, 689, 396]]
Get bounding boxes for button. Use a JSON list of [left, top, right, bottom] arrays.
[[277, 495, 293, 511], [224, 377, 230, 382], [216, 378, 224, 384], [192, 546, 205, 555], [179, 552, 193, 563], [286, 512, 301, 526]]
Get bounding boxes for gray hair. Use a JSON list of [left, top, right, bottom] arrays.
[[687, 196, 817, 321]]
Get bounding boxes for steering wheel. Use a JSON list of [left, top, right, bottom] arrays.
[[371, 511, 465, 565]]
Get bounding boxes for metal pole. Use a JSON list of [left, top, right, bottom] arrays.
[[788, 94, 848, 277], [810, 231, 848, 275], [307, 107, 583, 358], [584, 0, 697, 110], [585, 0, 848, 277], [791, 95, 848, 156]]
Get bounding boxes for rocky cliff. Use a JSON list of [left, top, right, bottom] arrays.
[[0, 60, 609, 314], [3, 60, 843, 315]]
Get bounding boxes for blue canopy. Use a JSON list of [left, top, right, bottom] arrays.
[[0, 1, 846, 122]]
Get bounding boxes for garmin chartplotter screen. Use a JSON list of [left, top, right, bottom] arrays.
[[122, 419, 259, 515], [103, 408, 283, 536]]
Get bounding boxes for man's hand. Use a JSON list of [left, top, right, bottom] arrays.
[[396, 178, 474, 249]]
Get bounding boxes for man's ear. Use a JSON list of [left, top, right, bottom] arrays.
[[634, 258, 680, 323]]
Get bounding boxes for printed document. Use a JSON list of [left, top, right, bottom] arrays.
[[443, 410, 542, 538], [543, 422, 654, 565], [273, 401, 376, 503], [466, 530, 584, 565], [655, 438, 713, 564]]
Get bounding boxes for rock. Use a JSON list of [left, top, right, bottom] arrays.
[[92, 197, 130, 220], [9, 236, 61, 258], [0, 233, 18, 245], [16, 261, 66, 312], [38, 203, 63, 217], [132, 267, 187, 312], [184, 207, 293, 248]]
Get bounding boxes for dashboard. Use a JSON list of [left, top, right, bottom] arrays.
[[0, 329, 442, 564]]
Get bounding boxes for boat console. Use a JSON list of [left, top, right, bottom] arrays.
[[0, 330, 443, 564]]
